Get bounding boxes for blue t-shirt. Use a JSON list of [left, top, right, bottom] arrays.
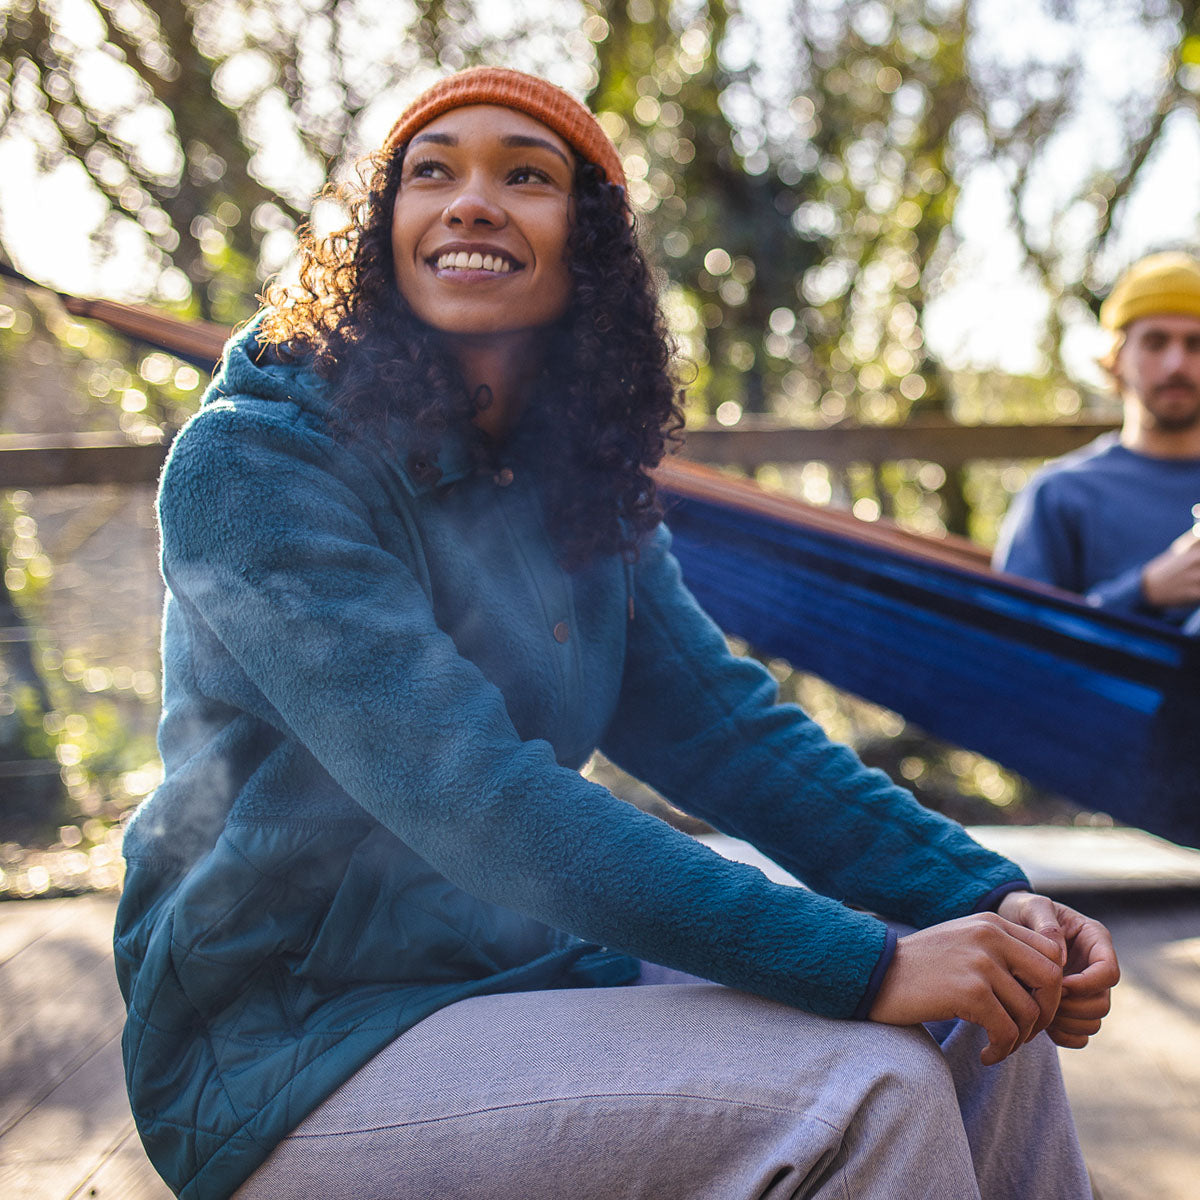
[[993, 433, 1200, 625]]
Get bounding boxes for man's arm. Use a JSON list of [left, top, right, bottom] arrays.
[[1139, 527, 1200, 609], [993, 475, 1082, 592], [996, 471, 1197, 618]]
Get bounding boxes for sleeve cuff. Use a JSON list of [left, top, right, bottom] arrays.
[[1085, 567, 1151, 615], [972, 879, 1032, 913], [851, 924, 898, 1020]]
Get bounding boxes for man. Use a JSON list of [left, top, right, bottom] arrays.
[[994, 251, 1200, 629]]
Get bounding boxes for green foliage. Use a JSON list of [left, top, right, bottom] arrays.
[[589, 1, 822, 417], [0, 490, 62, 835], [0, 487, 160, 844]]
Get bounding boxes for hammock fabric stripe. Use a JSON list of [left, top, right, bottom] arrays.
[[7, 271, 1198, 847], [658, 460, 1200, 849]]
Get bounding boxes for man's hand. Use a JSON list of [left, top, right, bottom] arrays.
[[868, 913, 1064, 1066], [996, 891, 1120, 1049], [1141, 529, 1200, 608]]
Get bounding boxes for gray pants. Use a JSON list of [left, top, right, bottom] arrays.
[[237, 965, 1092, 1199]]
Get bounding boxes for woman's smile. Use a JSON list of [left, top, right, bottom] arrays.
[[432, 245, 520, 275]]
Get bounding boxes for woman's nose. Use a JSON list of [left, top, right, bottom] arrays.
[[442, 178, 506, 228]]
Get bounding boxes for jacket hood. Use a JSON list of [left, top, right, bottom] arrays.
[[203, 313, 476, 493]]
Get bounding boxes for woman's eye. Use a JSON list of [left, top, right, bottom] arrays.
[[509, 165, 550, 185], [408, 159, 449, 180]]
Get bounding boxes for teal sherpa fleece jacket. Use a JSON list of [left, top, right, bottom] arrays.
[[115, 321, 1027, 1197]]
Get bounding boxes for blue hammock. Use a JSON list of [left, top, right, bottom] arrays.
[[659, 460, 1200, 849], [7, 268, 1197, 847]]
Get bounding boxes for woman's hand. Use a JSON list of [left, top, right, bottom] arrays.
[[868, 912, 1065, 1065], [995, 891, 1120, 1049]]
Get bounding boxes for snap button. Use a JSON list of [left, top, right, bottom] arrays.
[[553, 621, 570, 644], [494, 467, 514, 487], [407, 453, 442, 487]]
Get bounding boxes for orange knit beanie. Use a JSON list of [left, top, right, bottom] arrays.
[[383, 67, 626, 191]]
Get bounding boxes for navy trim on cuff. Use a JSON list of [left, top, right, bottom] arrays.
[[851, 925, 898, 1020], [973, 879, 1032, 914]]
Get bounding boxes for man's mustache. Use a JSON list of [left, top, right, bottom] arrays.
[[1153, 376, 1200, 397]]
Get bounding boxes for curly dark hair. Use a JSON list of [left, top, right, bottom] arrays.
[[260, 142, 684, 566]]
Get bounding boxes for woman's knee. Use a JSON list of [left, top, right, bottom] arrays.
[[854, 1020, 957, 1093]]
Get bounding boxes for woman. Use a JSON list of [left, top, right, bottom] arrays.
[[116, 68, 1116, 1199]]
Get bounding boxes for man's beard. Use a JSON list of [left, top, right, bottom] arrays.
[[1145, 379, 1200, 432]]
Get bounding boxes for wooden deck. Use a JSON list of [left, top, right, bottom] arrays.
[[0, 894, 169, 1199], [1, 835, 1198, 1199]]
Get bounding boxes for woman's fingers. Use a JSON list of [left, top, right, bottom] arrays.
[[1063, 951, 1121, 995], [997, 891, 1068, 966], [1047, 1025, 1097, 1050], [1059, 909, 1120, 986], [978, 968, 1043, 1064], [1056, 990, 1112, 1021], [1049, 1013, 1104, 1038], [996, 895, 1120, 1049], [869, 913, 1067, 1064], [1048, 993, 1110, 1047], [870, 899, 1117, 1062], [991, 909, 1064, 957], [992, 921, 1063, 1038], [1046, 1022, 1099, 1051]]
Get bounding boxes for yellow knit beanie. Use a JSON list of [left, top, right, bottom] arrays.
[[384, 67, 626, 191], [1099, 251, 1200, 330]]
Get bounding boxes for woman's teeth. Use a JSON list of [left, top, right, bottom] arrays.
[[435, 251, 513, 273]]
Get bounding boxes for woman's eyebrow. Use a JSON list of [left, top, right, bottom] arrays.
[[502, 134, 571, 166], [409, 131, 456, 148], [407, 130, 570, 168]]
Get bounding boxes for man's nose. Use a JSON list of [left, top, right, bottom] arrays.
[[1162, 340, 1188, 372], [442, 176, 506, 228]]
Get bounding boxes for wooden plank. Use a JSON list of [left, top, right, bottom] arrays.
[[967, 826, 1200, 893], [0, 419, 1122, 490], [701, 828, 1200, 895], [0, 1034, 147, 1199], [680, 418, 1120, 467], [0, 896, 118, 1031], [0, 897, 89, 967], [1057, 894, 1200, 1200], [0, 897, 168, 1199], [66, 1126, 172, 1200], [0, 969, 126, 1139], [0, 436, 167, 488], [0, 896, 125, 1137], [58, 295, 229, 367]]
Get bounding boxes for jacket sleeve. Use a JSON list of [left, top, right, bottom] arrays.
[[993, 473, 1081, 590], [1082, 566, 1151, 614], [600, 524, 1028, 933], [994, 473, 1149, 614], [160, 398, 915, 1020]]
